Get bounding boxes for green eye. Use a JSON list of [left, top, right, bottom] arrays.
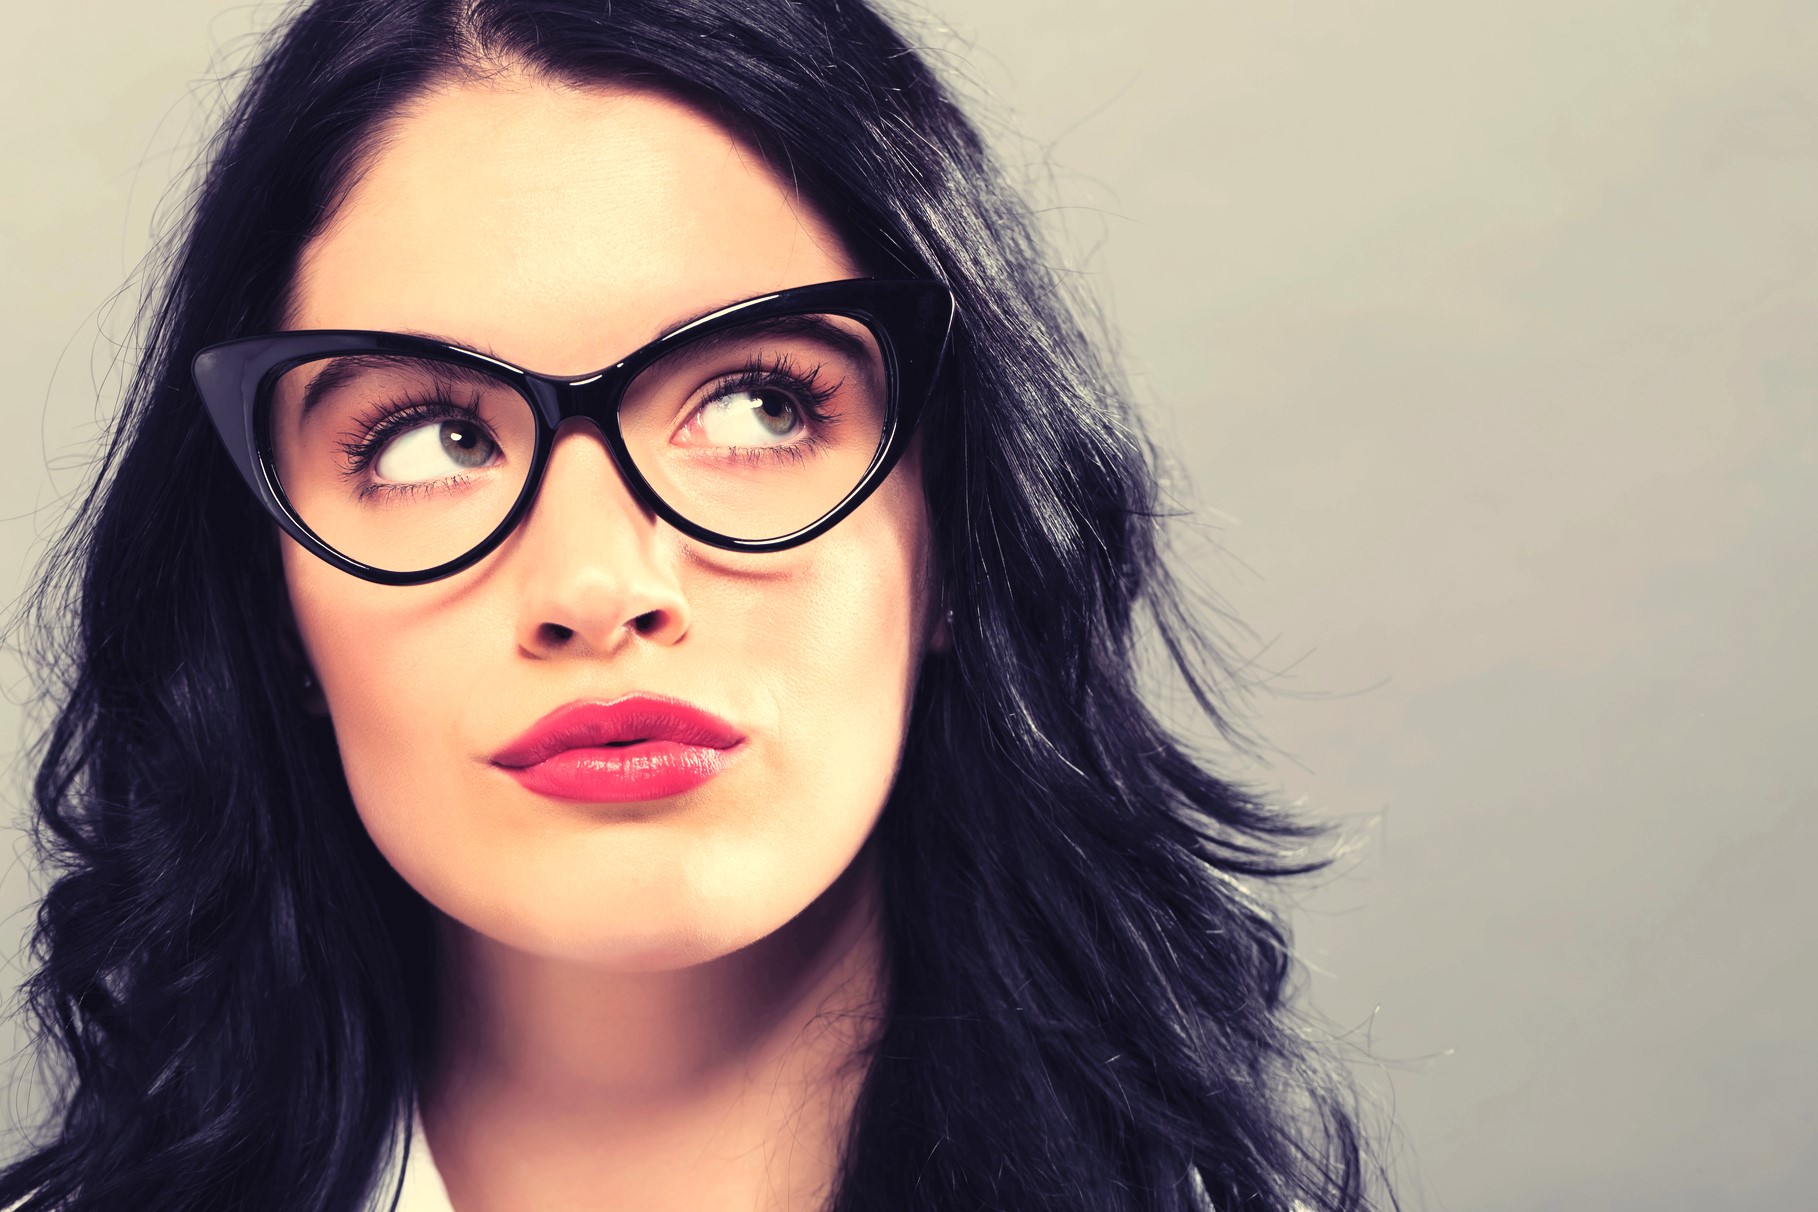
[[372, 417, 502, 483]]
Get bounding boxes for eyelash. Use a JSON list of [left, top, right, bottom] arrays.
[[699, 354, 844, 464], [336, 396, 475, 465], [332, 354, 845, 488], [333, 395, 488, 501]]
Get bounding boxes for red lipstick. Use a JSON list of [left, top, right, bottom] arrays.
[[490, 695, 746, 803]]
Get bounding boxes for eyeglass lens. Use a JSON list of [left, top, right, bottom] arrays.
[[265, 312, 890, 573]]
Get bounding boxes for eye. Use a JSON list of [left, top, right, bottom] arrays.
[[373, 418, 501, 483], [684, 385, 809, 447]]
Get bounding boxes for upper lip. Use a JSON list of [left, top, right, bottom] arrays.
[[490, 695, 746, 769]]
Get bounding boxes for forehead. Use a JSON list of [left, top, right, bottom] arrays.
[[286, 76, 861, 375]]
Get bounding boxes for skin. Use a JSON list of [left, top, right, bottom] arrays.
[[279, 70, 945, 1210]]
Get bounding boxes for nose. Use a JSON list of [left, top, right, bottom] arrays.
[[508, 417, 690, 657]]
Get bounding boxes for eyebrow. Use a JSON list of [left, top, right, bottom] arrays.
[[298, 352, 512, 421], [659, 314, 879, 373]]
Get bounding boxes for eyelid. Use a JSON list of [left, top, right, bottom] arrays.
[[334, 394, 493, 473], [299, 355, 516, 422], [650, 316, 877, 377]]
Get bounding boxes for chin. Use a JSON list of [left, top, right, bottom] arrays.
[[488, 897, 786, 973], [556, 926, 740, 972]]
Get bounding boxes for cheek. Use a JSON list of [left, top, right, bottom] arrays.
[[280, 536, 478, 862], [738, 464, 931, 755], [682, 473, 932, 898]]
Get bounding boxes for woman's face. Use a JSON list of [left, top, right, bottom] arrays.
[[281, 75, 941, 970]]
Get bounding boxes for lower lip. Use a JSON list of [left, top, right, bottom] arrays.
[[495, 741, 739, 802]]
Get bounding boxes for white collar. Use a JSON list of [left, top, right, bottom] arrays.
[[369, 1104, 456, 1212], [371, 1107, 1265, 1212], [2, 1107, 457, 1212]]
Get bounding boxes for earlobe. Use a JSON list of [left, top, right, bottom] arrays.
[[297, 666, 331, 718], [278, 630, 332, 718], [927, 606, 954, 655], [272, 578, 331, 718]]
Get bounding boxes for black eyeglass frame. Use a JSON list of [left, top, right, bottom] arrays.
[[193, 277, 955, 586]]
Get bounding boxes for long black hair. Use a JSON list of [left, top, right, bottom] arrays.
[[1, 1, 1398, 1208]]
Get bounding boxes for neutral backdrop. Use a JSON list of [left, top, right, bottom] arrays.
[[3, 2, 1814, 1208]]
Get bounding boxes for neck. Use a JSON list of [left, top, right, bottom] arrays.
[[420, 842, 887, 1212]]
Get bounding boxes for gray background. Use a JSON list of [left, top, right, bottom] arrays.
[[3, 1, 1814, 1207]]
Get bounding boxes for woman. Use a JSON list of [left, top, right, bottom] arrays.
[[2, 0, 1394, 1209]]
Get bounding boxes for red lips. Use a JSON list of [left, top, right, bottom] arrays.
[[490, 695, 746, 803]]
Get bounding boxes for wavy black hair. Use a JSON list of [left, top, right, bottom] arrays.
[[1, 1, 1399, 1208]]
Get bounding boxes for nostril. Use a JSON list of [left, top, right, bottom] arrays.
[[632, 611, 661, 635]]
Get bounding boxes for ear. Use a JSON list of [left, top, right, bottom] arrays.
[[274, 620, 331, 718], [271, 544, 331, 719], [926, 605, 952, 654]]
